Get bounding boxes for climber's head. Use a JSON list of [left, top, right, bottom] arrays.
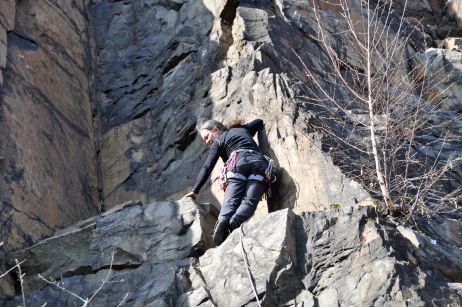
[[197, 119, 226, 145]]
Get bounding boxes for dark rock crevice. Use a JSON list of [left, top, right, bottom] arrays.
[[158, 0, 186, 12], [220, 0, 239, 25], [162, 51, 195, 75], [8, 31, 38, 49], [214, 0, 239, 70]]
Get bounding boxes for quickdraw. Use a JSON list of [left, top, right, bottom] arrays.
[[263, 155, 277, 183], [218, 165, 229, 191]]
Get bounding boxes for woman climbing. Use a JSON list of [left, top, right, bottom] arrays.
[[185, 118, 275, 246]]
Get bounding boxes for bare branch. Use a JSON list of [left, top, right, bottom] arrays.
[[38, 274, 87, 304], [83, 251, 116, 306], [117, 292, 129, 307], [0, 260, 26, 279], [302, 0, 462, 215], [15, 259, 26, 307], [38, 251, 117, 307]]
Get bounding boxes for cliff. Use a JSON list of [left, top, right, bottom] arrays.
[[1, 0, 462, 305], [0, 0, 99, 256]]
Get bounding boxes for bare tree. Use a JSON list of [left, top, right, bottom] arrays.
[[296, 0, 462, 216]]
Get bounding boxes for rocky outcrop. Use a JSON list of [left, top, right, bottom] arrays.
[[3, 200, 461, 306], [88, 0, 462, 217], [91, 0, 380, 213], [3, 198, 218, 305], [1, 0, 462, 304], [196, 207, 462, 306], [0, 0, 99, 256]]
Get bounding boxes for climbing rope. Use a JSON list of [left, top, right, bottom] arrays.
[[238, 222, 262, 307]]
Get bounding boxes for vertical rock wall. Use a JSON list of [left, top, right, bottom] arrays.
[[0, 0, 99, 255], [91, 0, 375, 213], [0, 0, 15, 86], [92, 0, 218, 208]]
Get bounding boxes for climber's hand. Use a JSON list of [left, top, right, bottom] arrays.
[[185, 191, 197, 200]]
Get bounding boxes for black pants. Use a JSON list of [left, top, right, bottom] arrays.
[[219, 151, 268, 225]]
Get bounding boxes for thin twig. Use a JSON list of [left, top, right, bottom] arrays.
[[0, 260, 26, 279], [38, 251, 117, 306], [117, 292, 129, 307], [38, 274, 87, 303], [83, 251, 116, 306], [16, 259, 26, 307]]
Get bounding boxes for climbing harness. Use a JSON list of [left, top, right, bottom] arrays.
[[217, 150, 239, 191], [216, 150, 278, 192], [239, 221, 262, 307]]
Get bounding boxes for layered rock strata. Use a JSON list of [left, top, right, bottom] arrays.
[[3, 199, 461, 306], [91, 0, 382, 213], [0, 0, 99, 258], [3, 198, 218, 306]]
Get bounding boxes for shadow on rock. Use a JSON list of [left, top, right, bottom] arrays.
[[258, 130, 298, 212]]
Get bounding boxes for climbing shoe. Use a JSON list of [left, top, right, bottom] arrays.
[[212, 219, 229, 246], [229, 218, 241, 231]]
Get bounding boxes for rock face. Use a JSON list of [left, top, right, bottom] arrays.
[[3, 198, 218, 306], [91, 0, 379, 213], [2, 0, 462, 304], [0, 0, 99, 256], [197, 207, 462, 306], [3, 200, 462, 306], [1, 0, 460, 255], [90, 0, 462, 216]]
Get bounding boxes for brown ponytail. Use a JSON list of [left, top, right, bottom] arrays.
[[225, 119, 245, 129]]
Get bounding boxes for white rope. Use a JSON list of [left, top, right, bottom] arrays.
[[238, 222, 262, 307]]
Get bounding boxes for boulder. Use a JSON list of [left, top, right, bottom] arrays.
[[3, 202, 462, 306], [194, 207, 462, 306], [3, 198, 217, 304]]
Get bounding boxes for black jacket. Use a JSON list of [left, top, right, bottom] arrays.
[[192, 119, 264, 193]]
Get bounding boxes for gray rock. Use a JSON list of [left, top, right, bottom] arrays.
[[4, 203, 462, 306], [199, 208, 300, 307], [194, 207, 462, 306], [403, 213, 462, 282], [6, 198, 218, 295], [91, 0, 376, 214]]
